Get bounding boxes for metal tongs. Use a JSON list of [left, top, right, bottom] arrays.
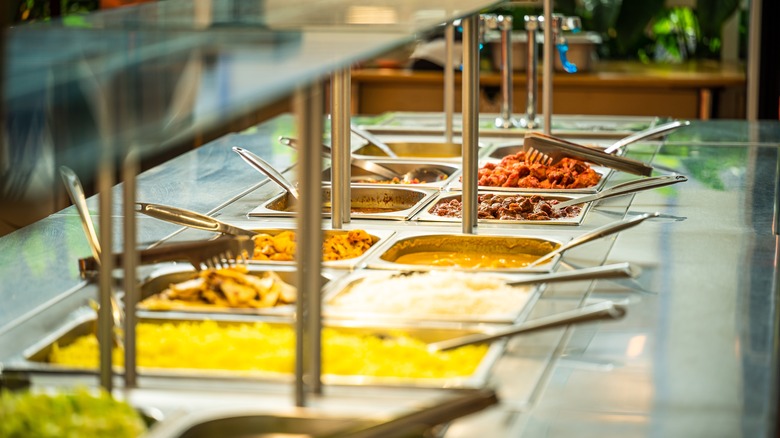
[[428, 301, 626, 352], [78, 236, 255, 276], [553, 174, 688, 210], [524, 132, 654, 176]]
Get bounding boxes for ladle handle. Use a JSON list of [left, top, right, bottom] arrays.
[[350, 124, 399, 158], [604, 120, 690, 154], [554, 174, 688, 209], [59, 166, 102, 262], [136, 202, 256, 237], [233, 146, 300, 199], [429, 301, 626, 352], [279, 136, 400, 180], [528, 212, 660, 267], [507, 262, 635, 286]]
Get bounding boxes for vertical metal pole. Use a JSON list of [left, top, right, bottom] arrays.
[[331, 72, 343, 229], [122, 148, 138, 388], [543, 0, 553, 134], [444, 22, 455, 143], [331, 69, 351, 225], [522, 17, 539, 129], [461, 15, 479, 234], [98, 143, 114, 392], [294, 83, 324, 406], [747, 0, 762, 121]]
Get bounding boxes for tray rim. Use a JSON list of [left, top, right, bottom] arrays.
[[413, 191, 593, 226]]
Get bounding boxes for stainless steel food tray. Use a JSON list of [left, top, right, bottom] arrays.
[[446, 143, 612, 194], [248, 186, 438, 221], [322, 160, 460, 188], [414, 191, 592, 226], [231, 228, 395, 270], [365, 232, 563, 273], [135, 264, 332, 318], [351, 140, 490, 162], [8, 311, 505, 389], [322, 269, 544, 325]]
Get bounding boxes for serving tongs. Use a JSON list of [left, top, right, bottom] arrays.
[[553, 174, 688, 210], [428, 301, 626, 352], [78, 235, 255, 276], [524, 132, 654, 176]]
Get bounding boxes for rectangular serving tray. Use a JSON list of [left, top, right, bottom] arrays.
[[8, 311, 505, 389], [414, 191, 592, 226], [322, 160, 460, 188], [446, 143, 612, 194], [248, 186, 438, 221], [364, 232, 564, 274], [322, 269, 544, 325]]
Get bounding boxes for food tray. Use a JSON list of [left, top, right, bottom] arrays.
[[135, 264, 332, 318], [234, 228, 395, 270], [352, 140, 489, 162], [414, 191, 592, 226], [446, 143, 612, 194], [247, 186, 438, 221], [322, 160, 460, 188], [365, 232, 563, 273], [10, 311, 505, 389], [322, 269, 543, 325]]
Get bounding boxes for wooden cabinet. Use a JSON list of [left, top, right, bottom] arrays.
[[351, 61, 746, 119]]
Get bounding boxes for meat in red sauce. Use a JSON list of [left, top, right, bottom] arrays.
[[476, 151, 601, 189]]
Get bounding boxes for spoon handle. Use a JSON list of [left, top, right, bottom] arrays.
[[233, 146, 300, 199], [604, 120, 690, 154], [428, 301, 626, 352], [527, 212, 659, 267], [350, 125, 399, 158], [553, 174, 687, 209], [136, 202, 256, 237]]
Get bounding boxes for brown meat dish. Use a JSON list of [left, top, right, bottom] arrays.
[[430, 194, 582, 221], [477, 151, 601, 189]]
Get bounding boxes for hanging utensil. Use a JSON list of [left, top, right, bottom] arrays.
[[136, 202, 257, 237], [524, 132, 654, 176], [280, 136, 449, 183], [506, 262, 636, 287], [279, 136, 399, 181], [350, 124, 399, 158], [233, 146, 300, 199], [553, 174, 688, 210], [59, 166, 124, 348], [527, 212, 660, 268], [603, 120, 690, 155], [428, 300, 627, 352]]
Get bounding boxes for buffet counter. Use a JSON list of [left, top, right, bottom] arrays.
[[0, 114, 778, 437]]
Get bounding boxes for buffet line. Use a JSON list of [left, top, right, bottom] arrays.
[[1, 121, 688, 437]]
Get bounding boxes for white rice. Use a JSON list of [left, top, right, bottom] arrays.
[[327, 270, 531, 317]]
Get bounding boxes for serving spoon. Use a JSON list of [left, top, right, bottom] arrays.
[[233, 146, 299, 199], [527, 212, 660, 268], [603, 120, 690, 154], [428, 300, 626, 352], [279, 136, 448, 184]]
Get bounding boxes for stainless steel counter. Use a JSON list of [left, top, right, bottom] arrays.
[[0, 116, 778, 437]]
